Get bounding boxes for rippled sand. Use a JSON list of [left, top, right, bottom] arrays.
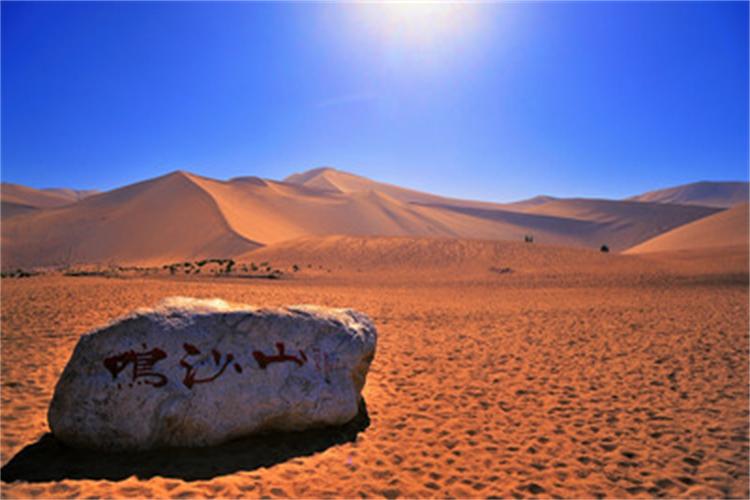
[[1, 260, 748, 498]]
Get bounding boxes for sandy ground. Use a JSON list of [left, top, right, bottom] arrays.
[[1, 259, 748, 498]]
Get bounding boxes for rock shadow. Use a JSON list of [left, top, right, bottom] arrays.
[[1, 400, 370, 482]]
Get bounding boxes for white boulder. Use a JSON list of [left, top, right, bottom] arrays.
[[48, 297, 377, 450]]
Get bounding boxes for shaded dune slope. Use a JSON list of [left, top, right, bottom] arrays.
[[1, 201, 39, 218], [420, 199, 718, 251], [625, 203, 749, 254]]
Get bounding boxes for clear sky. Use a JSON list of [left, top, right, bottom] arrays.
[[2, 1, 748, 202]]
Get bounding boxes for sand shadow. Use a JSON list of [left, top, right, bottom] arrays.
[[1, 400, 369, 482]]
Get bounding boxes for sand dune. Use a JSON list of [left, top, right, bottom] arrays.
[[186, 173, 453, 244], [284, 167, 525, 211], [1, 201, 39, 218], [199, 168, 728, 252], [1, 172, 258, 269], [1, 182, 97, 208], [42, 188, 99, 203], [1, 183, 78, 209], [501, 194, 558, 211], [520, 198, 719, 248], [628, 181, 749, 208], [625, 203, 749, 254], [420, 199, 717, 251], [1, 183, 98, 219], [238, 235, 689, 284], [285, 167, 458, 204], [0, 167, 737, 269]]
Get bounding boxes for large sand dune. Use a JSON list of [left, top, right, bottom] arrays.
[[625, 203, 749, 254], [1, 182, 96, 209], [0, 168, 735, 269], [1, 183, 98, 220], [284, 167, 480, 207], [418, 198, 718, 251], [1, 172, 259, 268], [285, 167, 560, 212], [186, 173, 455, 244], [628, 181, 749, 208]]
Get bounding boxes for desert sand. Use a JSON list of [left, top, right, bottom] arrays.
[[1, 238, 748, 499], [1, 169, 733, 269], [628, 181, 750, 209], [625, 204, 750, 254], [0, 183, 97, 219]]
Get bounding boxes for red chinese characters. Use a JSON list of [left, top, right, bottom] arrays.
[[103, 347, 168, 387], [103, 340, 315, 390], [179, 343, 241, 388], [253, 342, 307, 369]]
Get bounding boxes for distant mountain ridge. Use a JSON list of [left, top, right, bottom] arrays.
[[1, 168, 745, 268]]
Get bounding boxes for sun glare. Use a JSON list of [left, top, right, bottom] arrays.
[[357, 2, 482, 52]]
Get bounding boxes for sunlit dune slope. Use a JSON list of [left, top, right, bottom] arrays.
[[625, 203, 749, 254], [239, 235, 660, 277], [628, 180, 749, 208], [185, 173, 453, 244], [285, 166, 458, 204], [1, 172, 259, 268], [284, 166, 520, 210]]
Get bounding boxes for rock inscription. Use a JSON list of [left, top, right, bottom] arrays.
[[48, 297, 377, 450]]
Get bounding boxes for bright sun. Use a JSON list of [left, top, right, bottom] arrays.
[[357, 2, 482, 51]]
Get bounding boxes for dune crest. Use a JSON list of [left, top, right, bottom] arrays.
[[1, 167, 741, 268], [628, 181, 749, 208], [1, 171, 259, 268]]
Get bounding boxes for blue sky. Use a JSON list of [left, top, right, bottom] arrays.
[[2, 1, 748, 202]]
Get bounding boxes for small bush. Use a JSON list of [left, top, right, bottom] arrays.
[[600, 245, 609, 253]]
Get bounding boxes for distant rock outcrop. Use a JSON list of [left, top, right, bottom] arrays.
[[48, 298, 377, 450]]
